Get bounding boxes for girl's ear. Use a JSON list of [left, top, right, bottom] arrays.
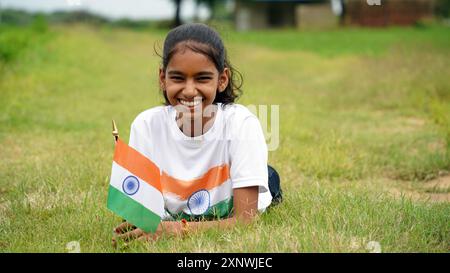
[[218, 67, 230, 93], [159, 68, 166, 90]]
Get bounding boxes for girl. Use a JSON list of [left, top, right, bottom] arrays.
[[113, 23, 282, 243]]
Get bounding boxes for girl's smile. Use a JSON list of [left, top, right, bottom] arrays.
[[178, 98, 203, 108]]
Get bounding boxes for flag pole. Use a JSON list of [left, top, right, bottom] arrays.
[[111, 119, 128, 240], [111, 119, 128, 226], [112, 119, 119, 143]]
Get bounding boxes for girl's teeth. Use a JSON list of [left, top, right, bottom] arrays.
[[180, 100, 201, 107]]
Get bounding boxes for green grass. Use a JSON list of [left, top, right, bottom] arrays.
[[0, 23, 449, 252]]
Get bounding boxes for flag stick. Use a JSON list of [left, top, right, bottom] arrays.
[[111, 119, 127, 226], [112, 119, 119, 143]]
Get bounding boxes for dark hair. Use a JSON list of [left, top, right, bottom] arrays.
[[158, 23, 242, 106]]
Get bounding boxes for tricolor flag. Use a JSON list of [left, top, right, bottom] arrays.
[[107, 138, 164, 233], [160, 165, 234, 220]]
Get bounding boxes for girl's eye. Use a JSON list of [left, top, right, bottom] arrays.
[[170, 76, 184, 82], [197, 77, 212, 82]]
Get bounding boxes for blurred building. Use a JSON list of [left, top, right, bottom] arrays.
[[234, 0, 330, 30], [344, 0, 436, 26], [234, 0, 437, 30]]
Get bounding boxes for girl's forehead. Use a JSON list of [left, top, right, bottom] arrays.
[[167, 49, 217, 73]]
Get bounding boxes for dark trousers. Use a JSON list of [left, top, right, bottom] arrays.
[[268, 165, 283, 205]]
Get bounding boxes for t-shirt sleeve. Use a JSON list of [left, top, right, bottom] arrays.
[[229, 116, 269, 194], [128, 116, 153, 160]]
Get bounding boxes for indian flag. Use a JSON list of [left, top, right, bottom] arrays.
[[161, 164, 234, 220], [107, 138, 164, 233]]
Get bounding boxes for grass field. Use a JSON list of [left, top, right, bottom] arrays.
[[0, 23, 449, 252]]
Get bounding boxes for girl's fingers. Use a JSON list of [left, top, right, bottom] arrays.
[[137, 235, 150, 242], [114, 222, 137, 234], [118, 228, 144, 242], [137, 233, 160, 242]]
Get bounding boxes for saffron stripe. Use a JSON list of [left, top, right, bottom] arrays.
[[163, 179, 232, 210], [107, 186, 161, 233], [161, 164, 230, 200], [113, 139, 162, 193]]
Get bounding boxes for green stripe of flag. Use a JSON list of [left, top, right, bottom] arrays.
[[169, 197, 234, 221], [107, 186, 161, 233]]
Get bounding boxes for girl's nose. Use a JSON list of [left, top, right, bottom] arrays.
[[183, 80, 198, 98]]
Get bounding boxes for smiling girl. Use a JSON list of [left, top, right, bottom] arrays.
[[113, 23, 282, 243]]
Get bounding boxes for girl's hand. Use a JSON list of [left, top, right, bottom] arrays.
[[112, 221, 183, 247], [112, 221, 137, 248]]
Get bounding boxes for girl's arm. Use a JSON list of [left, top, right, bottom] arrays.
[[114, 186, 259, 242]]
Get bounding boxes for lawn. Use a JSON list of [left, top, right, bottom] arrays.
[[0, 22, 449, 252]]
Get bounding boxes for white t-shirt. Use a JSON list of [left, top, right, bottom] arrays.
[[128, 103, 272, 220]]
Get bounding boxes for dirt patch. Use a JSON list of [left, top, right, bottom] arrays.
[[385, 174, 450, 202], [424, 174, 450, 194], [427, 140, 447, 153], [372, 115, 427, 135], [404, 117, 426, 127]]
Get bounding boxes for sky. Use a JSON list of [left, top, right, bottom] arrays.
[[0, 0, 211, 20]]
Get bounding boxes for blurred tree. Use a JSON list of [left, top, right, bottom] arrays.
[[32, 14, 48, 33], [435, 0, 450, 18], [195, 0, 234, 22], [0, 9, 34, 26], [196, 0, 218, 20], [172, 0, 183, 27]]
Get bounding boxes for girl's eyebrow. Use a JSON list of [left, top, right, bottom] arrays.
[[167, 70, 184, 76], [167, 70, 215, 76], [195, 71, 215, 77]]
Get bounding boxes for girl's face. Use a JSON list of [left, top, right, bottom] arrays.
[[159, 47, 229, 122]]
